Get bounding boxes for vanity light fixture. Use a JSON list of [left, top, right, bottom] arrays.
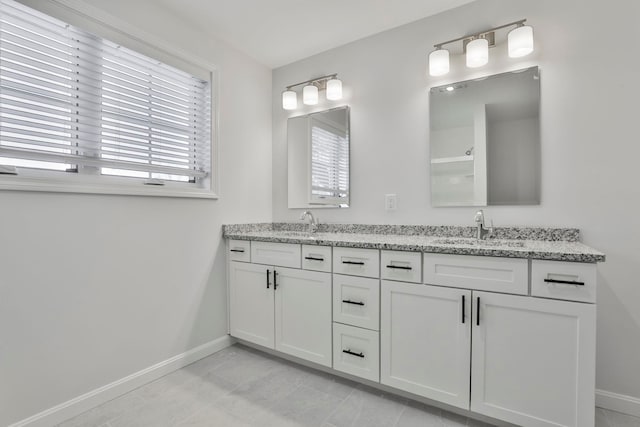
[[281, 74, 342, 110], [428, 19, 534, 76], [303, 84, 319, 105]]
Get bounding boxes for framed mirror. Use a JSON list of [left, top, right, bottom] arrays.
[[288, 106, 350, 208], [430, 67, 540, 207]]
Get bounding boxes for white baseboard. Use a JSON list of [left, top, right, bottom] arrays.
[[596, 389, 640, 418], [10, 335, 234, 427]]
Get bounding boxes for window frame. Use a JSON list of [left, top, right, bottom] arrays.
[[0, 0, 219, 199]]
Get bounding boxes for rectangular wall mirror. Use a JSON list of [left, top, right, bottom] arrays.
[[288, 106, 350, 208], [429, 67, 540, 207]]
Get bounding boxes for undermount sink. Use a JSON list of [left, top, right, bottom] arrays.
[[433, 238, 525, 248]]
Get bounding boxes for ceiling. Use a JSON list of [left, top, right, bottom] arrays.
[[83, 0, 475, 69]]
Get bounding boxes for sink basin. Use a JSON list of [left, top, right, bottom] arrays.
[[433, 238, 525, 248]]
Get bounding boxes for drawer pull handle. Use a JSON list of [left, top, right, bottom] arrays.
[[273, 270, 278, 290], [476, 296, 480, 326], [342, 299, 365, 306], [385, 264, 412, 270], [342, 260, 365, 265], [266, 269, 270, 289], [342, 349, 365, 358], [544, 278, 585, 286], [230, 249, 245, 253], [305, 256, 325, 261], [462, 294, 466, 324]]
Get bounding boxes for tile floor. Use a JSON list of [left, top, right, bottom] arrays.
[[57, 344, 640, 427]]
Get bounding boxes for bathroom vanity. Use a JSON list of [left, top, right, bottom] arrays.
[[224, 223, 605, 427]]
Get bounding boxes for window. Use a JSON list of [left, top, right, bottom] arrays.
[[0, 0, 213, 196], [310, 114, 349, 205]]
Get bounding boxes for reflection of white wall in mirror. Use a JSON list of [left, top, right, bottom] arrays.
[[473, 105, 488, 206], [431, 126, 473, 159], [487, 115, 540, 205], [287, 116, 310, 208]]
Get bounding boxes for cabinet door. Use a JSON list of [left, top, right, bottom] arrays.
[[471, 292, 596, 427], [381, 281, 471, 409], [229, 261, 274, 348], [275, 267, 332, 367]]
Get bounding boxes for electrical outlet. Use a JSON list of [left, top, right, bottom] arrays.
[[385, 194, 397, 211]]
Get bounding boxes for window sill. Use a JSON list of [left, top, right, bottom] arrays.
[[0, 176, 218, 199]]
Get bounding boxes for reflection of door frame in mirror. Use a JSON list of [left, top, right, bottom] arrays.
[[287, 106, 350, 209]]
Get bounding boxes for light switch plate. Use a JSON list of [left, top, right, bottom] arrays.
[[385, 194, 397, 211]]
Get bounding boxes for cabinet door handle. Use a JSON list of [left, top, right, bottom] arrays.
[[342, 260, 365, 265], [273, 270, 278, 290], [342, 349, 365, 358], [476, 296, 480, 326], [266, 269, 270, 289], [230, 248, 245, 253], [462, 295, 465, 324], [305, 256, 324, 261], [544, 278, 585, 286], [385, 265, 412, 270], [342, 299, 365, 306]]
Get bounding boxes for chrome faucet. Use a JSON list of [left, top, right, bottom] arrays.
[[474, 209, 493, 240], [300, 210, 318, 233]]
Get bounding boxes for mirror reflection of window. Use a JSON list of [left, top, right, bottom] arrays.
[[310, 116, 349, 205], [287, 106, 350, 208]]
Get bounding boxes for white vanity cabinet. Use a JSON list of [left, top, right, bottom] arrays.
[[381, 253, 597, 427], [381, 281, 472, 409], [228, 237, 599, 427], [229, 242, 332, 367], [471, 291, 596, 427], [229, 261, 275, 348]]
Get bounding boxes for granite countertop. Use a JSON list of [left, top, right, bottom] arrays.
[[223, 223, 605, 263]]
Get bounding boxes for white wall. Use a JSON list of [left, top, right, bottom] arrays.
[[273, 0, 640, 405], [0, 1, 272, 425]]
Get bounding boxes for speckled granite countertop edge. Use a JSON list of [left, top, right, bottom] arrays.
[[223, 225, 605, 263]]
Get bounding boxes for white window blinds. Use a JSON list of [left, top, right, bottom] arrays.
[[0, 0, 211, 185], [310, 117, 349, 203]]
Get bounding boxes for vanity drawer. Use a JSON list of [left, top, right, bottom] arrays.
[[251, 241, 301, 268], [228, 240, 251, 262], [333, 274, 380, 330], [381, 250, 422, 283], [333, 247, 380, 278], [302, 245, 332, 272], [333, 322, 380, 382], [423, 253, 528, 295], [531, 260, 597, 303]]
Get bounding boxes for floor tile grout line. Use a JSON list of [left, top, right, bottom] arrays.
[[317, 386, 357, 426], [392, 404, 409, 427]]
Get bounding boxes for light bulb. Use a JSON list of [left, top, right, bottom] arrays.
[[282, 90, 297, 110], [428, 49, 450, 76], [466, 38, 489, 68], [326, 78, 342, 101], [303, 84, 318, 105], [508, 25, 534, 58]]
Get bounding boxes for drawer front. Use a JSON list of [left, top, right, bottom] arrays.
[[333, 247, 380, 278], [333, 323, 380, 382], [302, 245, 332, 272], [381, 250, 422, 283], [251, 241, 301, 268], [531, 260, 597, 303], [423, 253, 528, 295], [333, 274, 380, 330], [228, 239, 251, 262]]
